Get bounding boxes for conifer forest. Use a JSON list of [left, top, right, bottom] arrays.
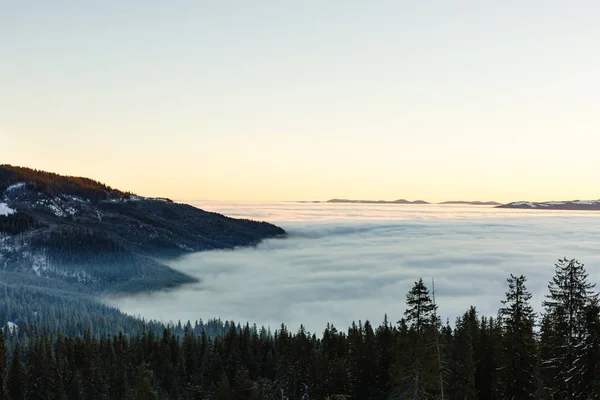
[[1, 258, 599, 400]]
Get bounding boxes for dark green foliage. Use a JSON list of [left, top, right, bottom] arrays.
[[540, 258, 598, 400], [0, 164, 126, 201], [215, 371, 233, 400], [499, 274, 537, 400], [579, 301, 600, 399], [448, 308, 477, 400], [6, 343, 26, 400], [1, 259, 599, 399], [403, 279, 440, 399], [1, 164, 286, 296], [474, 316, 501, 400], [404, 278, 437, 335], [0, 330, 5, 398], [134, 364, 158, 400], [0, 212, 42, 234]]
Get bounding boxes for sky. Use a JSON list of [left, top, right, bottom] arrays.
[[1, 1, 599, 202]]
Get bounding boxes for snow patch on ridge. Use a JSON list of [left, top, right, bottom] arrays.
[[3, 322, 18, 335], [35, 198, 77, 217], [5, 182, 26, 193], [511, 202, 536, 208], [0, 203, 16, 216], [62, 194, 90, 203], [572, 200, 600, 205], [123, 195, 169, 203]]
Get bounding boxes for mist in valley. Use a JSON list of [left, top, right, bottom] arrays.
[[107, 204, 600, 333]]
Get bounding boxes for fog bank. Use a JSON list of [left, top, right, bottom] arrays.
[[108, 203, 600, 333]]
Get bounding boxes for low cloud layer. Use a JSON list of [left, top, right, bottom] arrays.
[[108, 203, 600, 334]]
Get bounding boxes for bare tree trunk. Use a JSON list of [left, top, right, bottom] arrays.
[[432, 278, 445, 400]]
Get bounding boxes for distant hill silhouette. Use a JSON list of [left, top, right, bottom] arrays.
[[440, 200, 501, 206], [497, 200, 600, 210], [326, 198, 429, 204]]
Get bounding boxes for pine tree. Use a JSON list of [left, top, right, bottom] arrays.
[[134, 364, 158, 400], [448, 308, 477, 400], [215, 371, 233, 400], [499, 274, 537, 400], [400, 278, 439, 399], [431, 280, 445, 400], [374, 315, 394, 398], [6, 343, 26, 400], [541, 258, 598, 400], [474, 316, 501, 400], [578, 300, 600, 399], [233, 367, 254, 400], [405, 279, 437, 335], [0, 330, 6, 399]]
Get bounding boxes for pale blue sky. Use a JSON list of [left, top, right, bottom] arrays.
[[1, 1, 599, 201]]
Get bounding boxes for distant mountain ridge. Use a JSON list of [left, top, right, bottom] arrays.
[[326, 198, 429, 204], [497, 200, 600, 210], [298, 198, 600, 210], [440, 200, 501, 206], [0, 165, 286, 294], [298, 199, 500, 205]]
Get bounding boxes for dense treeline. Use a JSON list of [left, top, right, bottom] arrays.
[[0, 212, 42, 235], [0, 282, 235, 340], [1, 226, 197, 294], [1, 258, 599, 399], [0, 165, 127, 201]]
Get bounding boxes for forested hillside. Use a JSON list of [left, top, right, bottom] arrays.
[[0, 165, 286, 294], [1, 258, 599, 400]]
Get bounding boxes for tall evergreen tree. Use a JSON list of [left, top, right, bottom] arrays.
[[134, 364, 158, 400], [215, 370, 233, 400], [373, 315, 394, 398], [0, 330, 6, 399], [474, 316, 501, 400], [578, 300, 600, 399], [448, 308, 477, 400], [541, 258, 598, 400], [233, 367, 254, 400], [6, 343, 26, 400], [399, 278, 439, 399], [405, 279, 437, 336], [499, 274, 537, 400]]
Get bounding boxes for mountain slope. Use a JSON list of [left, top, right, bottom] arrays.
[[0, 165, 286, 293]]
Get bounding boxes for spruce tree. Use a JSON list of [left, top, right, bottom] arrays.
[[0, 330, 6, 399], [475, 316, 501, 400], [233, 367, 254, 400], [578, 300, 600, 399], [215, 371, 233, 400], [134, 364, 158, 400], [499, 274, 537, 400], [448, 309, 477, 400], [374, 315, 394, 398], [452, 307, 478, 400], [401, 278, 439, 399], [541, 258, 598, 400], [6, 343, 26, 400]]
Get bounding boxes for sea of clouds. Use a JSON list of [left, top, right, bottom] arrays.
[[108, 203, 600, 334]]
